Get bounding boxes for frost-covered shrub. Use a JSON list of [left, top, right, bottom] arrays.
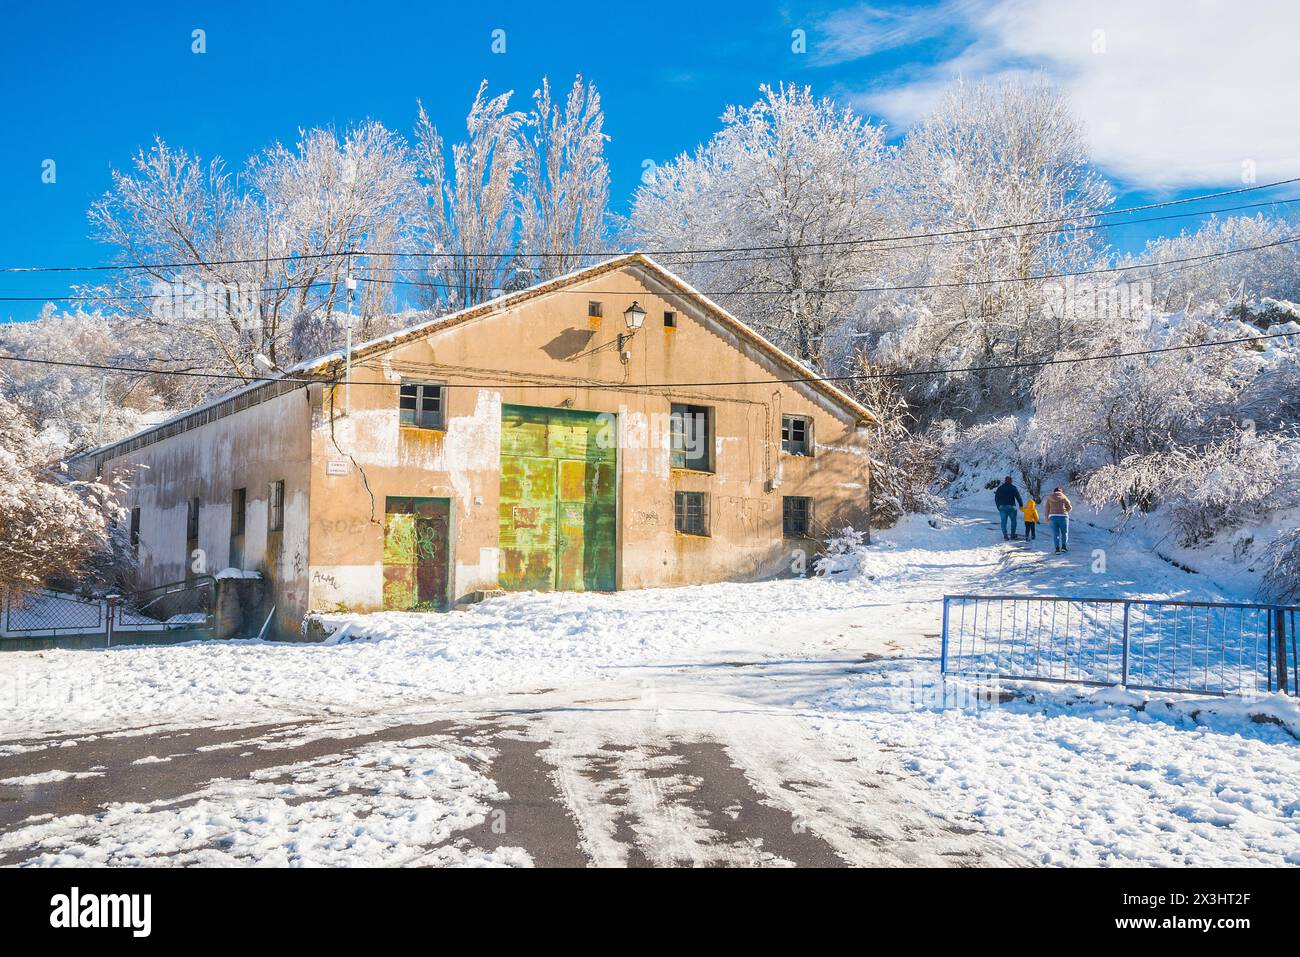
[[0, 395, 128, 597], [1083, 429, 1300, 545], [815, 527, 867, 578], [1263, 527, 1300, 602]]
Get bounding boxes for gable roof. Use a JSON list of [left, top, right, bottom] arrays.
[[74, 253, 875, 466], [301, 253, 876, 423]]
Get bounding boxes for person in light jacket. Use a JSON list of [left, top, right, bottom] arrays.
[[1044, 486, 1072, 553]]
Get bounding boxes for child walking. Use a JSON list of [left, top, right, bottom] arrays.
[[1021, 496, 1039, 542]]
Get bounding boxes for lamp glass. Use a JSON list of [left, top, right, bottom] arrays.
[[624, 301, 647, 330]]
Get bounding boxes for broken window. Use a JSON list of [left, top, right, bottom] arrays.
[[781, 415, 812, 456], [670, 403, 712, 471], [269, 480, 285, 532], [588, 300, 603, 318], [399, 382, 445, 430], [783, 496, 812, 537], [674, 491, 710, 536]]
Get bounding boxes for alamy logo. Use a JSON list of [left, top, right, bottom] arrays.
[[49, 887, 151, 937]]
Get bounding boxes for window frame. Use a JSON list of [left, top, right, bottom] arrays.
[[781, 414, 813, 456], [588, 300, 603, 318], [782, 495, 813, 538], [670, 403, 713, 472], [663, 310, 677, 328], [268, 480, 285, 533], [230, 487, 247, 537], [399, 381, 446, 430], [129, 506, 141, 551], [674, 490, 711, 537], [186, 497, 200, 544]]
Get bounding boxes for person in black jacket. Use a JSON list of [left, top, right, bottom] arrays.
[[994, 476, 1024, 541]]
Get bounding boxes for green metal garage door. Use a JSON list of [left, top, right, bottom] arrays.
[[499, 405, 616, 592]]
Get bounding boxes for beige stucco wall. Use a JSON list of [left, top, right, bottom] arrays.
[[95, 387, 314, 637], [305, 264, 872, 614]]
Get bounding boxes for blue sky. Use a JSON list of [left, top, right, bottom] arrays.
[[2, 0, 1296, 322]]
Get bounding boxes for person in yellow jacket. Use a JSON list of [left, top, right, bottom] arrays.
[[1021, 497, 1040, 543]]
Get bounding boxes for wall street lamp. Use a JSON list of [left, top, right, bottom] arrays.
[[618, 301, 647, 360]]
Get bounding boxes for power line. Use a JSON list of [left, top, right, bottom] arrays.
[[354, 232, 1300, 298], [7, 230, 1299, 305], [1, 330, 1293, 390], [342, 194, 1300, 278], [2, 176, 1298, 275]]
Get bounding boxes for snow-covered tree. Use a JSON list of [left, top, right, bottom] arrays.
[[887, 76, 1113, 418], [247, 121, 417, 356], [87, 123, 417, 382], [962, 415, 1061, 499], [1032, 317, 1242, 484], [0, 308, 171, 452], [1126, 214, 1300, 315], [518, 75, 610, 281], [629, 84, 896, 370], [0, 394, 126, 597], [849, 356, 949, 526], [414, 83, 526, 310]]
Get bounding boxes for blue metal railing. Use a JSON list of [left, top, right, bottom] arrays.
[[941, 595, 1299, 697]]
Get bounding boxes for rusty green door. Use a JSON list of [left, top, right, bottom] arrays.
[[499, 405, 616, 592], [383, 497, 451, 610]]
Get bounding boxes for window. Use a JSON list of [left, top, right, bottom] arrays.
[[664, 310, 677, 328], [670, 403, 712, 471], [269, 480, 285, 532], [781, 415, 812, 455], [186, 497, 200, 544], [230, 488, 247, 536], [783, 496, 812, 537], [588, 300, 603, 318], [185, 497, 200, 575], [399, 382, 445, 429], [129, 507, 141, 552], [674, 491, 710, 536], [229, 488, 247, 568]]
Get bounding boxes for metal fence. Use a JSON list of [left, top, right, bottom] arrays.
[[1, 576, 217, 646], [941, 594, 1299, 697]]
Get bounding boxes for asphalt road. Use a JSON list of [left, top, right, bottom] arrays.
[[0, 683, 1018, 867]]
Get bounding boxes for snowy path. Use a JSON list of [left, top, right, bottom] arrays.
[[0, 503, 1297, 866]]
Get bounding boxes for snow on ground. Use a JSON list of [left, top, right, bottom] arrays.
[[0, 734, 527, 867], [1, 497, 1297, 866]]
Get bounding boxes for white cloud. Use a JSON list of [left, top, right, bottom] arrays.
[[822, 0, 1300, 190]]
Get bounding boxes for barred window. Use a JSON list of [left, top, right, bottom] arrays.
[[399, 382, 444, 429], [674, 491, 710, 537], [781, 415, 812, 455], [783, 496, 812, 537]]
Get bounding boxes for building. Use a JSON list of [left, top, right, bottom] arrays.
[[74, 255, 875, 638]]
